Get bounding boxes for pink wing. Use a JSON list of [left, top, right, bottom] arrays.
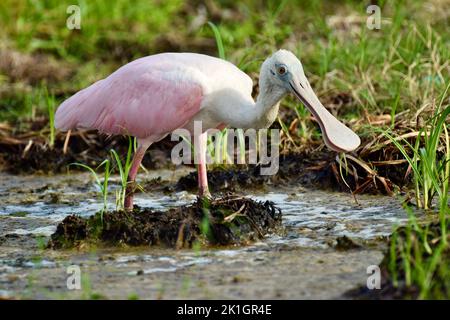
[[55, 57, 204, 139]]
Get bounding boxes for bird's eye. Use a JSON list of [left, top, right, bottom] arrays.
[[277, 66, 287, 75]]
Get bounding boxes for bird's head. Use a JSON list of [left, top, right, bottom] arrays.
[[261, 49, 360, 153]]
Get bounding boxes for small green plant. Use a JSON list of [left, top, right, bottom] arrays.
[[127, 293, 140, 300], [73, 136, 143, 212], [180, 276, 192, 298], [71, 159, 111, 218], [43, 86, 56, 149], [110, 137, 135, 210], [211, 130, 229, 165], [236, 129, 246, 164], [208, 21, 225, 60], [278, 115, 298, 148], [282, 98, 315, 145], [198, 196, 214, 244], [36, 235, 47, 250], [80, 272, 106, 300], [388, 206, 448, 299]]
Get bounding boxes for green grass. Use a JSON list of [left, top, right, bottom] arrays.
[[208, 22, 226, 60], [43, 86, 56, 148], [0, 0, 183, 60], [110, 137, 134, 211], [388, 205, 449, 299], [71, 159, 111, 217], [70, 136, 137, 213], [384, 88, 449, 299], [382, 88, 450, 210]]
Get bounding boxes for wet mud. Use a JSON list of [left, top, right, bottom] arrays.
[[48, 196, 282, 249], [1, 118, 411, 197], [176, 152, 340, 192], [176, 151, 411, 197], [0, 172, 418, 299], [0, 123, 176, 174]]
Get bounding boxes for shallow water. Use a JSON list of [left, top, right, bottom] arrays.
[[0, 171, 418, 299]]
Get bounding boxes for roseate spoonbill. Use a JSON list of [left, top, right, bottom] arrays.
[[55, 50, 360, 210]]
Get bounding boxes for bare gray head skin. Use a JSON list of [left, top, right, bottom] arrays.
[[259, 49, 361, 152]]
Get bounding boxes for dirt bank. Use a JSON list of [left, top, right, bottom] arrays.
[[48, 196, 283, 249]]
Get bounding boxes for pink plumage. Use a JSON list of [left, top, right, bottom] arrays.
[[55, 53, 215, 139]]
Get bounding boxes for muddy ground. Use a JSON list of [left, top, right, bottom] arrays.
[[48, 196, 283, 249], [0, 125, 176, 174], [0, 170, 430, 299], [0, 118, 410, 197]]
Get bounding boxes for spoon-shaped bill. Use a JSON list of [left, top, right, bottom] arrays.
[[289, 78, 360, 152]]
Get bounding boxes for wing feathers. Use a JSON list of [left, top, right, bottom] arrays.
[[55, 59, 205, 139]]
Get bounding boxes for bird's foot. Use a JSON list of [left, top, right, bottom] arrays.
[[198, 189, 212, 201], [198, 191, 213, 208], [124, 195, 134, 212], [124, 181, 141, 211]]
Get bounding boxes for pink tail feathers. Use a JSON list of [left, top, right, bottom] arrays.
[[55, 100, 79, 131], [55, 80, 105, 131]]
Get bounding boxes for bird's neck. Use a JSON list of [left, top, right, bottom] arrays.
[[250, 79, 285, 129], [219, 76, 285, 130]]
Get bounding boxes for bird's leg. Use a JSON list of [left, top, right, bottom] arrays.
[[124, 143, 149, 211], [195, 132, 211, 198]]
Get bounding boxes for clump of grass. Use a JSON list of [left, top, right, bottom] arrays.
[[42, 86, 56, 149], [70, 136, 137, 213], [388, 206, 449, 299], [382, 84, 450, 210], [383, 85, 449, 299], [110, 137, 135, 211], [71, 159, 111, 219], [208, 21, 225, 60]]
